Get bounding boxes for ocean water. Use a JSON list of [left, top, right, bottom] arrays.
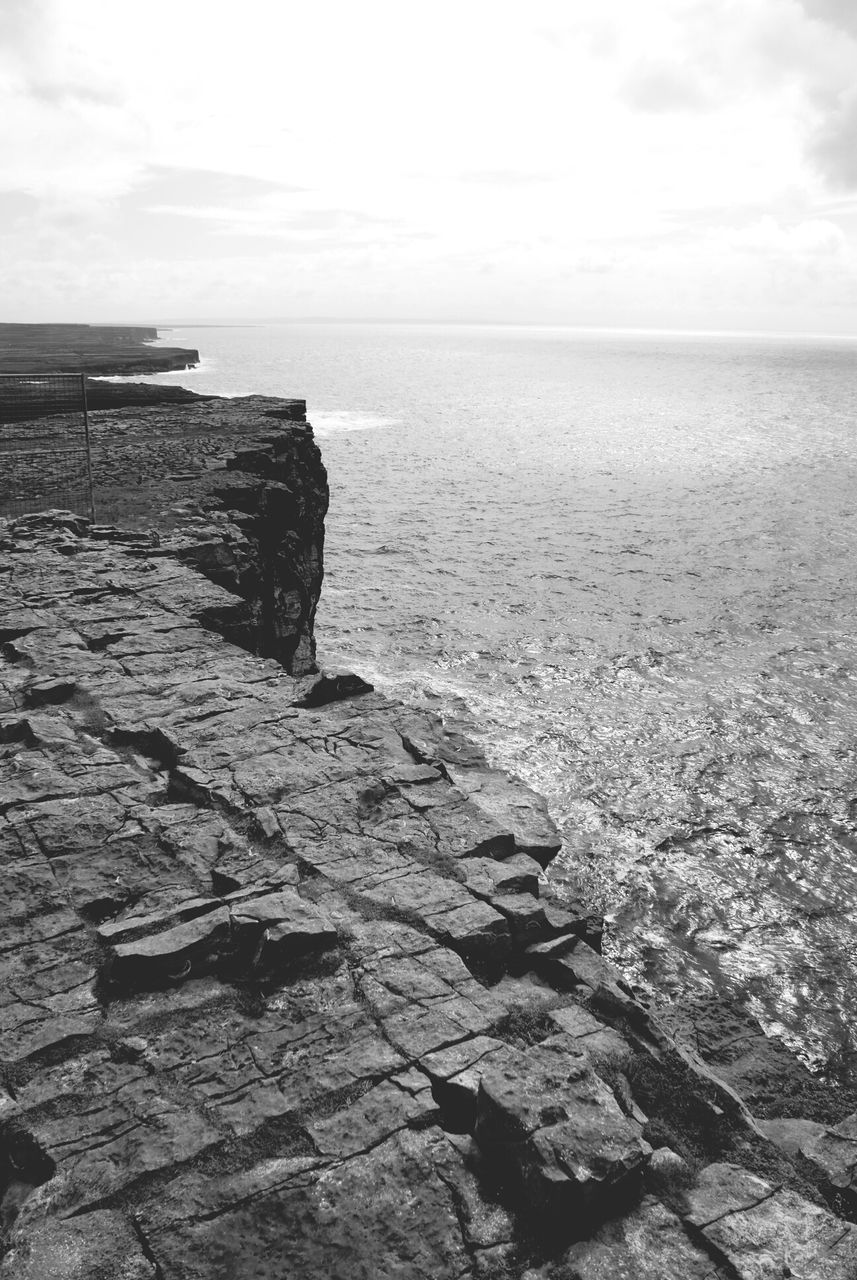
[[135, 321, 857, 1072]]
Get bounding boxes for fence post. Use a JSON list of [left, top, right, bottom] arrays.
[[0, 374, 98, 520], [80, 373, 96, 522]]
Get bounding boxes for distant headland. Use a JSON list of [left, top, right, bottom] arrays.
[[0, 322, 199, 377], [0, 323, 213, 415]]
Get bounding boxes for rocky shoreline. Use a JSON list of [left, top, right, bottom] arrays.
[[2, 399, 857, 1277]]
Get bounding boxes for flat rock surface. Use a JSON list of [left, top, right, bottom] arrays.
[[0, 1207, 157, 1279], [557, 1195, 731, 1279], [681, 1163, 857, 1279]]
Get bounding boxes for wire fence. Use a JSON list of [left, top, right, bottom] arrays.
[[0, 374, 95, 520]]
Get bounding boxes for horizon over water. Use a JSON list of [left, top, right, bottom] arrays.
[[133, 320, 857, 1074]]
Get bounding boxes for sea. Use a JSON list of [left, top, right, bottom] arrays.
[[127, 320, 857, 1074]]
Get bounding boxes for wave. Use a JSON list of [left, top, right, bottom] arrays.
[[312, 410, 400, 435]]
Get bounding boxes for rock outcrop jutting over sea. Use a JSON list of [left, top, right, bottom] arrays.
[[3, 403, 857, 1278]]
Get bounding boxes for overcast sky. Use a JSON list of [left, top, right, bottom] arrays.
[[2, 0, 857, 331]]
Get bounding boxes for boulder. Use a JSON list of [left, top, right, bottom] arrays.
[[474, 1034, 648, 1223], [108, 907, 230, 988]]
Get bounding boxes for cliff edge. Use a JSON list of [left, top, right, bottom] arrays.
[[1, 407, 857, 1279]]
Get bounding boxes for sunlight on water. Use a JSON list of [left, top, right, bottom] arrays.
[[143, 321, 857, 1071]]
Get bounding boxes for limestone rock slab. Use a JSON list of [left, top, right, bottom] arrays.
[[682, 1162, 857, 1279], [0, 1208, 156, 1280], [557, 1195, 729, 1279], [142, 1129, 504, 1280], [474, 1034, 648, 1219], [800, 1112, 857, 1213], [108, 906, 231, 988]]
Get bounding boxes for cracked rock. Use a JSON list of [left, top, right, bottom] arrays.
[[474, 1034, 649, 1222], [681, 1162, 857, 1279], [108, 906, 231, 988], [0, 1208, 157, 1280]]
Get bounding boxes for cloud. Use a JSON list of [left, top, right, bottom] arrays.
[[24, 78, 121, 107], [797, 0, 857, 38], [0, 0, 47, 53], [0, 189, 38, 223], [714, 214, 857, 304], [568, 251, 617, 275], [1, 0, 856, 329], [748, 0, 857, 190], [455, 170, 555, 186], [807, 87, 857, 189], [127, 166, 303, 206], [640, 0, 857, 193], [0, 0, 115, 106], [725, 214, 850, 258], [620, 59, 710, 113], [138, 202, 393, 237]]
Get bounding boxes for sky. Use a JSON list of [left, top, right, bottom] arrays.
[[2, 0, 857, 332]]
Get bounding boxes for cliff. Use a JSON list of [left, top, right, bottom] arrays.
[[161, 411, 328, 675], [1, 406, 857, 1278], [0, 324, 199, 378]]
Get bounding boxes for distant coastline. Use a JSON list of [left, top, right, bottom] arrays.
[[0, 322, 199, 377]]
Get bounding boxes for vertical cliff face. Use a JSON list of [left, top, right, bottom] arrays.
[[212, 423, 328, 675], [157, 412, 328, 677]]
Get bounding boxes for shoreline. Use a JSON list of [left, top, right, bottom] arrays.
[[3, 370, 857, 1273]]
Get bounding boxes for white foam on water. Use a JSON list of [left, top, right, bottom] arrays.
[[311, 410, 400, 436], [90, 359, 216, 383]]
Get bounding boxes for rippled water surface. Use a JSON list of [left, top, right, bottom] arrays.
[[143, 321, 857, 1070]]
